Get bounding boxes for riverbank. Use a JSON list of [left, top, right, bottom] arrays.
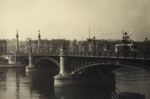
[[0, 56, 8, 64], [0, 56, 26, 68]]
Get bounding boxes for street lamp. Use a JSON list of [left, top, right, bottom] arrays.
[[93, 37, 96, 53], [144, 37, 148, 52], [122, 31, 129, 58], [88, 37, 97, 56]]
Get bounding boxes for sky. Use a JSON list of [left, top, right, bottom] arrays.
[[0, 0, 150, 41]]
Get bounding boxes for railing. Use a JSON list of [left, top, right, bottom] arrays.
[[67, 51, 150, 60], [14, 51, 150, 60], [16, 52, 60, 56]]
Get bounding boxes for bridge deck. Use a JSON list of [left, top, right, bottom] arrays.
[[15, 51, 150, 60]]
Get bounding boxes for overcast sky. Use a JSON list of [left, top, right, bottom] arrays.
[[0, 0, 150, 41]]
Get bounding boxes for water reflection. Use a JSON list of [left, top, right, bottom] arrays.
[[0, 68, 115, 99], [26, 71, 57, 99], [0, 68, 26, 99], [55, 84, 112, 99]]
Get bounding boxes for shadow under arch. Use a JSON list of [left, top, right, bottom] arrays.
[[71, 64, 120, 77], [71, 59, 149, 77], [35, 57, 60, 69], [21, 57, 29, 65]]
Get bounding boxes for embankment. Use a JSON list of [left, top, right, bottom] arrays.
[[0, 56, 26, 68]]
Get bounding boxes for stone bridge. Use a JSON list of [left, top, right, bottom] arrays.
[[13, 44, 150, 84], [11, 31, 150, 86]]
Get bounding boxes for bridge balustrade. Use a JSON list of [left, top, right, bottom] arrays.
[[77, 52, 81, 56], [95, 52, 100, 57], [63, 51, 149, 59], [82, 52, 87, 56], [15, 50, 150, 60], [66, 52, 70, 56]]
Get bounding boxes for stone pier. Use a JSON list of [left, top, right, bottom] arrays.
[[26, 40, 37, 72], [54, 42, 72, 86]]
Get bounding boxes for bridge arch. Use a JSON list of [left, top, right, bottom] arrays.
[[21, 57, 29, 65], [71, 63, 119, 76], [71, 59, 150, 76], [35, 57, 60, 68]]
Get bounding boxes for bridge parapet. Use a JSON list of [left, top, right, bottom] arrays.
[[14, 50, 150, 66], [16, 52, 60, 56], [32, 52, 60, 56], [16, 51, 150, 60], [67, 51, 150, 60]]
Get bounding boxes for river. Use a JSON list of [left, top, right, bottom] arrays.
[[0, 67, 150, 99]]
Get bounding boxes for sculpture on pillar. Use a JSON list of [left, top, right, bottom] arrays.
[[60, 40, 66, 56], [26, 39, 35, 71], [88, 37, 97, 56], [29, 39, 32, 54]]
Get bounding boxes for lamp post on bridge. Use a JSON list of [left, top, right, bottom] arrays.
[[16, 30, 19, 54], [122, 31, 129, 58], [15, 30, 20, 65], [144, 37, 148, 59], [93, 37, 97, 56], [88, 37, 97, 56]]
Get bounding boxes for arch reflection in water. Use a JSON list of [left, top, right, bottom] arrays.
[[26, 70, 59, 99], [26, 67, 116, 99], [54, 70, 116, 99], [0, 67, 116, 99], [0, 68, 26, 99], [55, 84, 114, 99]]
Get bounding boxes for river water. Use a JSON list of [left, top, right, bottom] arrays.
[[0, 67, 150, 99]]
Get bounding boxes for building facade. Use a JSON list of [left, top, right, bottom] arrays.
[[23, 39, 70, 53], [21, 37, 150, 54]]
